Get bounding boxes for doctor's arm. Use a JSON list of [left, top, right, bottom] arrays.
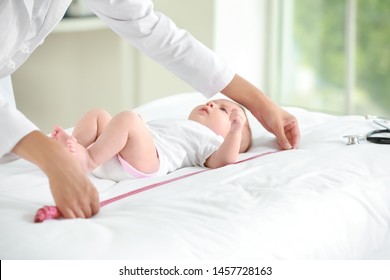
[[221, 74, 300, 150], [12, 131, 100, 219]]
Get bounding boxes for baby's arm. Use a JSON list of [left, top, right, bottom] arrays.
[[205, 109, 245, 168]]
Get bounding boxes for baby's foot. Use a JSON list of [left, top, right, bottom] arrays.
[[66, 136, 95, 172], [51, 126, 71, 147]]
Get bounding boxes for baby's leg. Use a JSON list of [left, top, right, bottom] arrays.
[[72, 109, 112, 148], [88, 111, 159, 174]]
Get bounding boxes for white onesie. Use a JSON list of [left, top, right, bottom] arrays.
[[92, 119, 224, 181]]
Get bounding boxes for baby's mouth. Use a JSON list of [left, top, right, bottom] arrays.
[[199, 107, 209, 114]]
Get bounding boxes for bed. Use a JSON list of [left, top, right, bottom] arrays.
[[1, 92, 389, 260]]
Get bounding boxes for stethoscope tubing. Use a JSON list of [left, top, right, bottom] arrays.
[[366, 129, 390, 144], [373, 119, 390, 130]]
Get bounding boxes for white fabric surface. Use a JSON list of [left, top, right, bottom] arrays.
[[0, 93, 389, 260]]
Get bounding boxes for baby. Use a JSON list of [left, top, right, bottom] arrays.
[[52, 99, 252, 181]]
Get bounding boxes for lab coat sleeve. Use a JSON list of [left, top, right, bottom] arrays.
[[0, 76, 38, 158], [86, 0, 235, 97]]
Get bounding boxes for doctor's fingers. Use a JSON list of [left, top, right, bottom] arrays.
[[79, 190, 101, 218], [274, 123, 293, 150], [60, 206, 87, 219], [71, 179, 101, 218], [73, 197, 100, 219], [90, 196, 101, 217], [275, 120, 300, 150], [285, 121, 301, 149], [59, 198, 100, 219]]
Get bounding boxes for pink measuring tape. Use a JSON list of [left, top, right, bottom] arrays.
[[34, 151, 279, 223]]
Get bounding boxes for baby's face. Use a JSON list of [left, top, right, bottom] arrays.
[[188, 99, 244, 137]]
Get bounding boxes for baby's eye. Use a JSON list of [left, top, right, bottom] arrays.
[[220, 107, 228, 114]]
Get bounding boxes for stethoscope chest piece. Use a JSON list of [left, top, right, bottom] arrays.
[[343, 135, 364, 145]]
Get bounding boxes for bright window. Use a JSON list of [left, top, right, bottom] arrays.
[[278, 0, 390, 115], [214, 0, 389, 116]]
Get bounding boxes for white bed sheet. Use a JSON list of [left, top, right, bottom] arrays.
[[0, 92, 389, 260]]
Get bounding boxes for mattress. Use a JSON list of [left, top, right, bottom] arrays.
[[0, 92, 389, 259]]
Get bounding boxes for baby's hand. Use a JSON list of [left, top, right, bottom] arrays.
[[230, 108, 246, 133]]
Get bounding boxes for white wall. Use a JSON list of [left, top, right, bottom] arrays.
[[13, 29, 125, 133], [136, 0, 215, 105], [214, 0, 266, 90]]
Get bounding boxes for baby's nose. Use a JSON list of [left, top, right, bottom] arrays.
[[207, 101, 215, 108]]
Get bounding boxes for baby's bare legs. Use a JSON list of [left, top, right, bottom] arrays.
[[51, 109, 112, 149], [72, 109, 112, 148], [67, 111, 159, 174]]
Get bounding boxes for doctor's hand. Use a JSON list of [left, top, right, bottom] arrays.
[[221, 74, 300, 149], [253, 101, 300, 150], [47, 147, 100, 219], [12, 131, 100, 219]]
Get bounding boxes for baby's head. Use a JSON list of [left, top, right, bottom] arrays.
[[188, 99, 252, 153]]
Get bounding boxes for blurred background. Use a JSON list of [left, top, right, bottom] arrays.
[[12, 0, 389, 133]]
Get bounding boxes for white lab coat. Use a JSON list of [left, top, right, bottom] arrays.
[[0, 0, 234, 159]]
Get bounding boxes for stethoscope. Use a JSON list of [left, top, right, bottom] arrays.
[[343, 116, 390, 145]]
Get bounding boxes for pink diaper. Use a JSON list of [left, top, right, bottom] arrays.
[[117, 155, 159, 179]]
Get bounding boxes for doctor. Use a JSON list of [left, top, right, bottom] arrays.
[[0, 0, 300, 219]]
